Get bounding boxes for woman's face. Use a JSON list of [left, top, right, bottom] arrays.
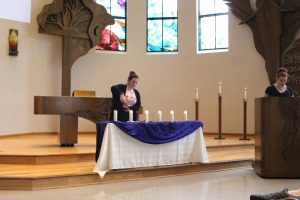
[[128, 78, 139, 89], [276, 76, 288, 85]]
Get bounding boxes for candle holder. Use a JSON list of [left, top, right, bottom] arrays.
[[215, 93, 226, 140], [195, 99, 199, 121], [240, 98, 250, 140]]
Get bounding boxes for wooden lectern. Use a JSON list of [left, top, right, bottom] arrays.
[[254, 97, 300, 178]]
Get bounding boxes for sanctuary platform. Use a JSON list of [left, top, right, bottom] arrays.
[[0, 132, 254, 190]]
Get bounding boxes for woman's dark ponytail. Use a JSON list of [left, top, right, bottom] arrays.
[[128, 71, 139, 81]]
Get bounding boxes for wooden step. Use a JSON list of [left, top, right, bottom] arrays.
[[0, 132, 255, 190], [0, 132, 254, 165], [0, 160, 253, 190]]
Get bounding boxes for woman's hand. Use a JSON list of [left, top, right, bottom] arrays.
[[120, 94, 126, 104]]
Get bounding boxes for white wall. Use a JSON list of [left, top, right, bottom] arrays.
[[0, 0, 268, 135]]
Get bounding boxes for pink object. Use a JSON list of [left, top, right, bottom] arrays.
[[97, 28, 119, 51]]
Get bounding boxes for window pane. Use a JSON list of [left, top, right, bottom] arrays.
[[96, 0, 127, 51], [148, 0, 162, 18], [96, 19, 126, 51], [163, 0, 177, 17], [96, 0, 110, 13], [111, 0, 126, 17], [199, 16, 216, 50], [215, 0, 228, 13], [216, 15, 228, 49], [147, 20, 163, 51], [163, 19, 178, 51], [199, 0, 215, 15]]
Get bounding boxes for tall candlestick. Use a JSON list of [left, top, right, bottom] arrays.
[[218, 82, 222, 95], [129, 110, 133, 122], [113, 110, 118, 121], [183, 110, 188, 121], [145, 110, 149, 122], [170, 110, 174, 122], [244, 87, 247, 100], [158, 110, 162, 122], [196, 88, 199, 101]]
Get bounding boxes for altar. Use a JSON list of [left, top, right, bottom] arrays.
[[94, 121, 209, 177]]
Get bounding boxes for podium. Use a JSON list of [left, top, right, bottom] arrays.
[[254, 97, 300, 178]]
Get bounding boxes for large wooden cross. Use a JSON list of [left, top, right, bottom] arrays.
[[35, 0, 114, 146]]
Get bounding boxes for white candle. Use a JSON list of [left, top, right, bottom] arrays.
[[244, 87, 247, 99], [129, 110, 133, 122], [170, 110, 174, 122], [196, 88, 199, 101], [113, 110, 118, 121], [145, 110, 149, 122], [158, 110, 162, 122], [218, 82, 222, 95], [183, 110, 188, 121]]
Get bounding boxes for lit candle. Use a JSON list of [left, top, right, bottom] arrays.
[[218, 82, 222, 95], [113, 110, 118, 121], [170, 110, 175, 122], [183, 110, 188, 121], [145, 110, 149, 122], [129, 110, 133, 122], [196, 88, 199, 101], [158, 110, 162, 122], [244, 87, 247, 100]]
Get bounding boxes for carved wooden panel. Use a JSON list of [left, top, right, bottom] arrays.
[[284, 38, 300, 97], [224, 0, 300, 83], [37, 0, 114, 95]]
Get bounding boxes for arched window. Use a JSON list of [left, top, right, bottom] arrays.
[[198, 0, 228, 52], [96, 0, 127, 51], [147, 0, 178, 52]]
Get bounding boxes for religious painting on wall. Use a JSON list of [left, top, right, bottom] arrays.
[[284, 38, 300, 97], [9, 29, 18, 56], [147, 0, 178, 52], [95, 0, 126, 51]]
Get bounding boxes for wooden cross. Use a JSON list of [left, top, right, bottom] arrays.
[[35, 0, 114, 146]]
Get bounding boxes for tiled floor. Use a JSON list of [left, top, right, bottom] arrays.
[[1, 167, 300, 200]]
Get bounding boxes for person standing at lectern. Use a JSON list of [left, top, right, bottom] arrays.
[[111, 71, 141, 121], [265, 68, 294, 97]]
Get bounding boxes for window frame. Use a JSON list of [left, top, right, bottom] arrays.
[[198, 0, 228, 52], [95, 0, 127, 52], [146, 0, 178, 53]]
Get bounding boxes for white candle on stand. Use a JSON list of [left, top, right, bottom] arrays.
[[196, 88, 199, 101], [244, 87, 247, 99], [170, 110, 175, 122], [158, 110, 162, 122], [145, 110, 149, 122], [129, 110, 133, 122], [218, 82, 222, 95], [113, 110, 118, 121], [183, 110, 188, 121]]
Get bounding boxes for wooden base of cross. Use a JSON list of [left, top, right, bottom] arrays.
[[34, 96, 112, 146]]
